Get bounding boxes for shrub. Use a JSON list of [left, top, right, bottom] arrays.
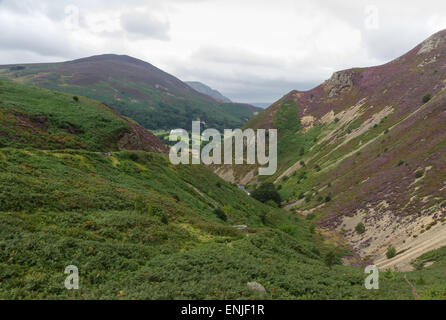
[[134, 196, 147, 214], [422, 93, 432, 104], [314, 165, 321, 172], [397, 160, 405, 166], [386, 246, 397, 259], [309, 224, 316, 234], [300, 160, 306, 167], [325, 196, 332, 203], [305, 194, 312, 203], [129, 153, 139, 162], [161, 214, 169, 225], [213, 208, 227, 222], [415, 170, 424, 178], [334, 118, 340, 123], [355, 222, 366, 235], [324, 250, 339, 269], [251, 183, 282, 206], [216, 182, 222, 188], [298, 192, 305, 200], [73, 96, 79, 102]]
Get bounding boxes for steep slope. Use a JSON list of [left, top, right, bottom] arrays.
[[186, 81, 232, 103], [215, 30, 446, 270], [0, 54, 259, 131]]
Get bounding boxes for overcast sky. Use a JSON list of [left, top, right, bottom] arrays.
[[1, 0, 446, 103]]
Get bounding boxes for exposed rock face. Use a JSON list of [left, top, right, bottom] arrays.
[[324, 71, 354, 98], [247, 282, 266, 293], [417, 33, 445, 55], [233, 225, 249, 233]]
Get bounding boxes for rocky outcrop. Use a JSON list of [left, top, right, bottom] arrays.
[[324, 71, 354, 98]]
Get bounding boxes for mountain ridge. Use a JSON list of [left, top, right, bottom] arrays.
[[186, 81, 232, 103]]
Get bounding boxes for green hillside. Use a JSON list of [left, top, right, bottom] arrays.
[[2, 80, 446, 300]]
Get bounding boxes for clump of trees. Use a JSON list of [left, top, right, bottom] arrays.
[[251, 183, 282, 207]]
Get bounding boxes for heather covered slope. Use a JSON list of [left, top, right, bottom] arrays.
[[0, 54, 259, 131], [215, 30, 446, 270]]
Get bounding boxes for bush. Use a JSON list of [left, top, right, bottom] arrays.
[[324, 250, 339, 269], [386, 246, 397, 259], [309, 224, 316, 234], [73, 96, 79, 102], [422, 93, 432, 104], [251, 183, 282, 206], [325, 196, 331, 203], [415, 170, 424, 178], [161, 214, 169, 225], [134, 196, 147, 214], [397, 160, 405, 166], [355, 222, 366, 234], [305, 194, 312, 203], [213, 208, 227, 222]]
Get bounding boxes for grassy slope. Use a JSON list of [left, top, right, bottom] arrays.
[[3, 147, 446, 300]]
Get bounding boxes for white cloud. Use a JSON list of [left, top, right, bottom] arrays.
[[0, 0, 446, 102]]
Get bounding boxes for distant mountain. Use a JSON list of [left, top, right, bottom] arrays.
[[215, 29, 446, 270], [0, 54, 259, 131], [248, 102, 273, 109], [186, 81, 232, 103]]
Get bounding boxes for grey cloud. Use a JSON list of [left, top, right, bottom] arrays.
[[121, 11, 171, 40], [193, 46, 283, 68]]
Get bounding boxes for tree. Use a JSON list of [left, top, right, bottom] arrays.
[[324, 250, 337, 269], [386, 246, 397, 259], [213, 208, 227, 221], [422, 93, 432, 104], [251, 183, 282, 206], [355, 222, 366, 234]]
